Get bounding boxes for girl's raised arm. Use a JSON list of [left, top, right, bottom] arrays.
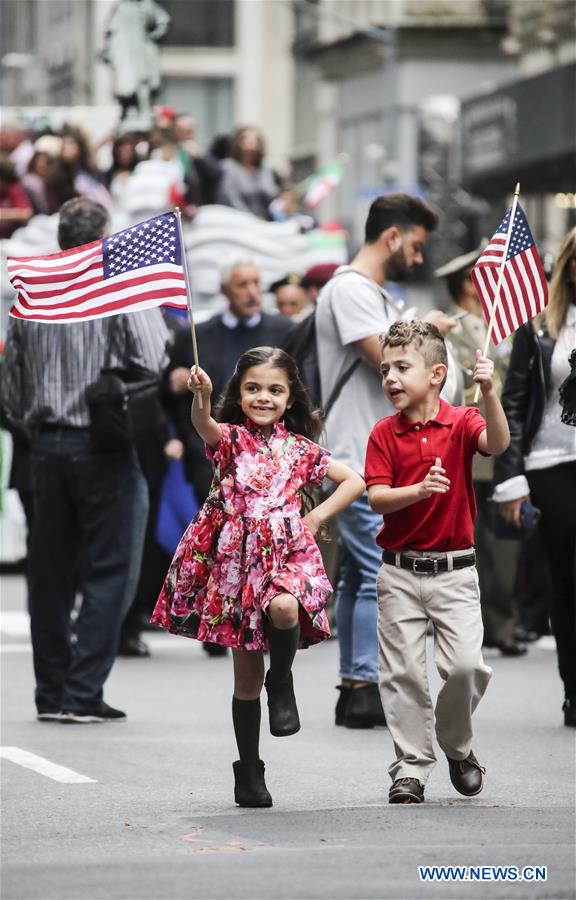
[[303, 459, 365, 535], [188, 366, 222, 448]]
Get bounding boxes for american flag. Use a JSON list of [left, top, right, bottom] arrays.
[[8, 212, 189, 323], [471, 203, 548, 344]]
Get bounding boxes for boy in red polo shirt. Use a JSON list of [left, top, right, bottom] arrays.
[[365, 321, 510, 804]]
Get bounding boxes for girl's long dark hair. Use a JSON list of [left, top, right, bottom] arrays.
[[216, 347, 322, 442]]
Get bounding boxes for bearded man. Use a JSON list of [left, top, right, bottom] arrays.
[[316, 193, 456, 729]]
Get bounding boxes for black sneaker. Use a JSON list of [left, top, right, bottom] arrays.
[[36, 710, 63, 722], [563, 697, 576, 727], [118, 636, 151, 658], [389, 777, 424, 804], [61, 702, 127, 723]]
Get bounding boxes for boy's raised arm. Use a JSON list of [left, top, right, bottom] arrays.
[[473, 351, 510, 455]]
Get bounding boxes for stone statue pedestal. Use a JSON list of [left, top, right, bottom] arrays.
[[117, 111, 154, 134]]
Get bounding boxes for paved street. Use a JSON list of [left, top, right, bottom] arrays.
[[1, 572, 575, 900]]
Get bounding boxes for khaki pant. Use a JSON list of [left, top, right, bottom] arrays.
[[377, 549, 492, 785]]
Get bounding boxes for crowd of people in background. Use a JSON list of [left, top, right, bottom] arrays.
[[0, 112, 574, 742], [0, 109, 305, 240]]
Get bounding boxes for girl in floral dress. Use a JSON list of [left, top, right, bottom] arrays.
[[152, 347, 365, 807]]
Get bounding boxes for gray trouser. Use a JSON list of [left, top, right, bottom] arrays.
[[474, 480, 520, 645], [377, 550, 492, 785]]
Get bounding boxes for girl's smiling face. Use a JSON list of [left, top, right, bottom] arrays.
[[238, 363, 292, 436]]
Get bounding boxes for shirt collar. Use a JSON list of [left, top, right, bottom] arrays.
[[243, 416, 288, 440], [221, 309, 262, 329], [394, 399, 456, 434]]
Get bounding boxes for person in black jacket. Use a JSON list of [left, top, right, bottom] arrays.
[[162, 257, 294, 654], [493, 227, 576, 727]]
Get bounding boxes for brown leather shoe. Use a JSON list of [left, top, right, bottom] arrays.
[[389, 777, 424, 804], [446, 751, 485, 796]]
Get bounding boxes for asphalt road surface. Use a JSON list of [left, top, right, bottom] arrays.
[[1, 573, 575, 900]]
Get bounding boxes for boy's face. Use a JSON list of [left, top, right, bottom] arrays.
[[380, 344, 445, 412]]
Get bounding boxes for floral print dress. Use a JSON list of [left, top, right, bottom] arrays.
[[151, 419, 332, 650]]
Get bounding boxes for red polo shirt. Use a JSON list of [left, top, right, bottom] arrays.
[[365, 400, 488, 551]]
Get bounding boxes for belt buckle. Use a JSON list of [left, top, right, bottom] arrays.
[[411, 557, 438, 574]]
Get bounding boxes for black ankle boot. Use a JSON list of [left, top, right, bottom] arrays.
[[335, 685, 352, 726], [233, 760, 273, 807], [264, 671, 301, 736], [344, 683, 386, 729]]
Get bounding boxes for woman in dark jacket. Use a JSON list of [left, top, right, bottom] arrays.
[[494, 227, 576, 726]]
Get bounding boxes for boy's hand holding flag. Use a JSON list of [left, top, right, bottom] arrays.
[[471, 188, 548, 346], [469, 184, 548, 402]]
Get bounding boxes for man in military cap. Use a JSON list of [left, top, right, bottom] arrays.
[[438, 245, 526, 657], [302, 264, 340, 306]]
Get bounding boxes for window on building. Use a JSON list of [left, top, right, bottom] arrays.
[[161, 0, 235, 47], [159, 76, 234, 148]]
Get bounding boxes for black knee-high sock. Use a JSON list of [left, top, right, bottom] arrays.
[[232, 697, 261, 763], [267, 623, 300, 683]]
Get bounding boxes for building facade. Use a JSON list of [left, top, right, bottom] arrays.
[[1, 0, 295, 171], [291, 0, 516, 252], [460, 0, 576, 250]]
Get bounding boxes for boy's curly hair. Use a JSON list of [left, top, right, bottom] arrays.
[[379, 320, 447, 369]]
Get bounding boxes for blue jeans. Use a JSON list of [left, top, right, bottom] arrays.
[[122, 465, 150, 619], [335, 494, 382, 683], [29, 429, 145, 713]]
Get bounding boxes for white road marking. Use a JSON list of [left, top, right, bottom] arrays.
[[1, 627, 196, 654], [1, 643, 32, 654], [0, 746, 97, 783], [0, 611, 30, 637]]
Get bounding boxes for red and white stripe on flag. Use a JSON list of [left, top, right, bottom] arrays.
[[470, 203, 548, 345], [7, 212, 188, 324]]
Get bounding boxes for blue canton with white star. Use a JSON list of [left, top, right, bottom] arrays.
[[102, 212, 181, 278], [495, 204, 535, 261]]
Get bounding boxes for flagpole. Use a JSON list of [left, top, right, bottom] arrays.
[[473, 182, 521, 403], [174, 207, 202, 409]]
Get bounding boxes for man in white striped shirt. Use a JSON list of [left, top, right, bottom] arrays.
[[1, 198, 148, 723]]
